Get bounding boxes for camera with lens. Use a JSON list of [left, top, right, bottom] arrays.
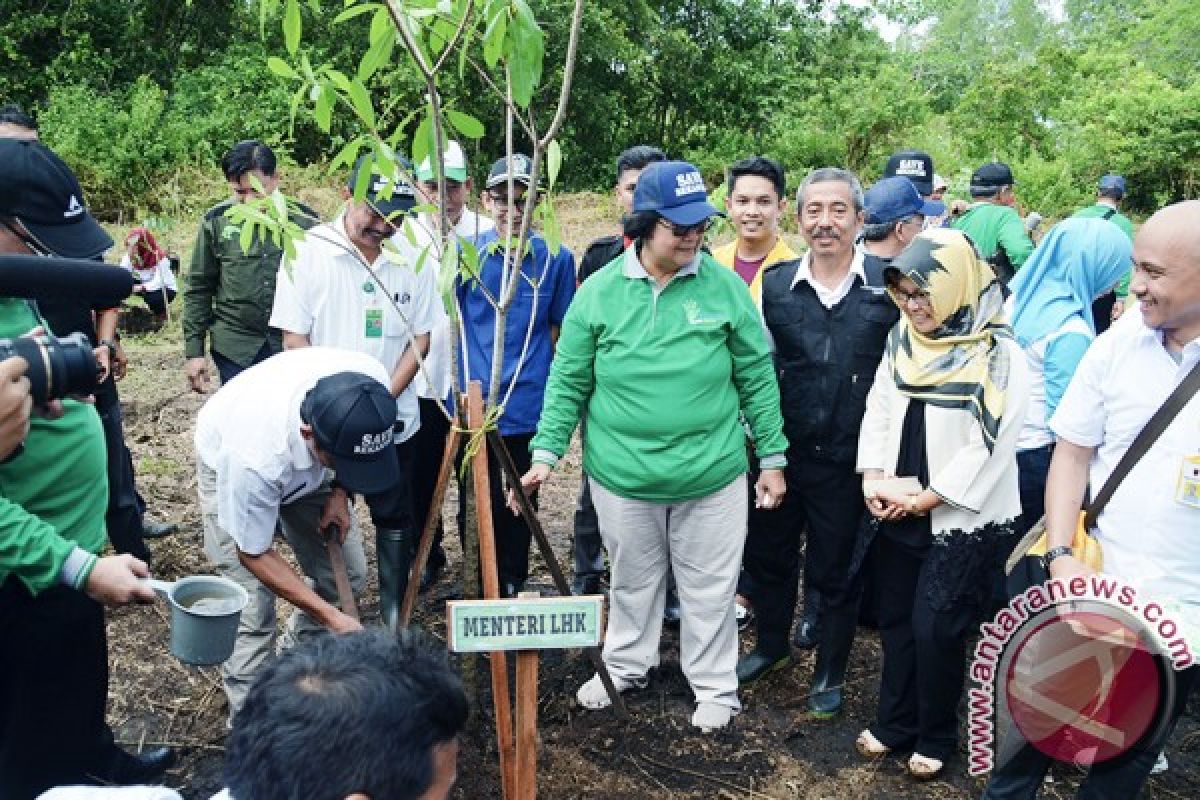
[[0, 332, 99, 404]]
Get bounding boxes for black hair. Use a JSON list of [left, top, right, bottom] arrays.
[[863, 216, 918, 242], [728, 156, 786, 200], [224, 629, 468, 800], [0, 103, 37, 132], [622, 210, 661, 241], [220, 139, 277, 182], [970, 186, 1002, 199], [1098, 187, 1123, 201], [615, 146, 666, 182]]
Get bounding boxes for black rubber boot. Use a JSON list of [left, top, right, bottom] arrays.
[[807, 599, 859, 718], [377, 527, 416, 632], [793, 585, 823, 649]]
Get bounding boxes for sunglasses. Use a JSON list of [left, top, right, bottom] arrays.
[[657, 218, 714, 237]]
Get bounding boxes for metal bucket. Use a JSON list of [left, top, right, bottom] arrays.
[[148, 576, 248, 666]]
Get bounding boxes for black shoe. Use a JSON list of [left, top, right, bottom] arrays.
[[807, 600, 859, 718], [792, 585, 823, 649], [97, 746, 177, 784], [571, 573, 602, 596], [141, 519, 179, 539], [736, 649, 792, 687]]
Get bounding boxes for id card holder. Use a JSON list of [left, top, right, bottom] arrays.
[[365, 307, 383, 338], [1176, 454, 1200, 509]]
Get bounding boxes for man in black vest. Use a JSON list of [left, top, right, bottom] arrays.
[[737, 168, 899, 718]]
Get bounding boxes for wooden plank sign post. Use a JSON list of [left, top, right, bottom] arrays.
[[448, 593, 604, 799]]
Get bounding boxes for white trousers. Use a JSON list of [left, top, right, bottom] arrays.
[[589, 474, 747, 709], [198, 459, 367, 715]]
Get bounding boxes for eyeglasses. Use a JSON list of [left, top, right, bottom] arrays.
[[486, 190, 532, 205], [657, 218, 713, 237], [893, 286, 932, 306]]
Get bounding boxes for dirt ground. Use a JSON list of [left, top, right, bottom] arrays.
[[106, 344, 1199, 800]]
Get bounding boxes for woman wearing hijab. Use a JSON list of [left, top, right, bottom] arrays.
[[853, 228, 1029, 778], [121, 227, 178, 318], [519, 161, 788, 733], [1007, 218, 1133, 530]]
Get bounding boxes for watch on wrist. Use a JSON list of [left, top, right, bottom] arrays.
[[1043, 545, 1074, 569], [98, 338, 118, 356]]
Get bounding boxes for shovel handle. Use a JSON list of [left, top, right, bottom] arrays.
[[324, 524, 359, 622]]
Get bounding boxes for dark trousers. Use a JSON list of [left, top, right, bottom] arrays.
[[140, 287, 176, 316], [457, 432, 534, 594], [95, 380, 150, 564], [363, 437, 417, 532], [983, 666, 1198, 799], [0, 580, 111, 799], [870, 533, 976, 762], [1016, 444, 1053, 534], [744, 457, 862, 656], [410, 397, 452, 568], [211, 340, 277, 387], [573, 474, 605, 581]]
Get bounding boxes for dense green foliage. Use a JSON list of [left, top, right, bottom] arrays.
[[3, 0, 1196, 216]]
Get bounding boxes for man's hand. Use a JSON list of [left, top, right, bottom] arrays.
[[93, 346, 112, 384], [509, 463, 552, 515], [112, 341, 129, 381], [319, 487, 352, 542], [0, 356, 32, 460], [755, 468, 786, 510], [84, 554, 156, 606], [185, 356, 211, 393], [325, 608, 364, 634]]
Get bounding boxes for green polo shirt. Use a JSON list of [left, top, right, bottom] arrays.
[[531, 250, 787, 503], [952, 203, 1034, 271], [0, 298, 108, 595], [182, 199, 318, 366]]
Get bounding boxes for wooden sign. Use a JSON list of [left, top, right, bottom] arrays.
[[447, 595, 604, 653]]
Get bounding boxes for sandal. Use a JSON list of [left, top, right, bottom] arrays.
[[855, 729, 891, 758], [907, 753, 944, 780]]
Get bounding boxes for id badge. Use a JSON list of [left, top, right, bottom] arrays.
[[1176, 454, 1200, 509], [364, 307, 383, 339]]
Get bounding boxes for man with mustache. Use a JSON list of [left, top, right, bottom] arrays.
[[737, 168, 897, 719], [270, 155, 441, 631]]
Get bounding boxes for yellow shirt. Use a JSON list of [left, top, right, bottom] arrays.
[[712, 237, 798, 307]]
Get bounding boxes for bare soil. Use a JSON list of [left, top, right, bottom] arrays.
[[102, 195, 1196, 798]]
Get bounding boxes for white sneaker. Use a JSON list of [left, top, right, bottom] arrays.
[[575, 672, 646, 710], [691, 702, 736, 732]]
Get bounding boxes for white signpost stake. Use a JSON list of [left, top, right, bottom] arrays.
[[448, 592, 604, 799]]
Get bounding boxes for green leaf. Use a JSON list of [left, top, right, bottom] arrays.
[[482, 8, 507, 68], [283, 0, 302, 56], [346, 79, 376, 129], [505, 0, 544, 107], [446, 109, 485, 139], [358, 15, 395, 82], [267, 57, 296, 79], [238, 220, 254, 255], [546, 139, 562, 190], [411, 114, 437, 170], [537, 199, 561, 255], [330, 137, 364, 175], [352, 152, 374, 202], [333, 2, 381, 24], [314, 83, 335, 132]]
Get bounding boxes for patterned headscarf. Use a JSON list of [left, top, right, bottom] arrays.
[[884, 227, 1013, 452], [125, 226, 167, 272]]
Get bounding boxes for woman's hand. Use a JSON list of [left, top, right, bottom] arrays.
[[868, 485, 910, 521], [755, 468, 786, 510]]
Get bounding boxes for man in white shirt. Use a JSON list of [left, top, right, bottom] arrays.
[[195, 348, 400, 715], [410, 141, 495, 589], [270, 156, 441, 629], [983, 200, 1200, 798]]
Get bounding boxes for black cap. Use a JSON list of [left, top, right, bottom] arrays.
[[0, 139, 113, 258], [970, 161, 1016, 192], [883, 149, 935, 197], [485, 153, 536, 190], [347, 155, 418, 223], [300, 372, 400, 495]]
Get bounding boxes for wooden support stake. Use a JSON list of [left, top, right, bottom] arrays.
[[469, 383, 517, 800], [514, 649, 539, 800], [487, 431, 629, 720], [399, 423, 462, 626], [324, 525, 359, 621]]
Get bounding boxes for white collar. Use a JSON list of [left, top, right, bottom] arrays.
[[790, 248, 867, 291]]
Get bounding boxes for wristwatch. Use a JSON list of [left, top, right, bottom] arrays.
[[1043, 545, 1074, 570], [98, 337, 119, 357]]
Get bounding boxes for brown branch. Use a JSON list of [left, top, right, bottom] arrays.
[[537, 0, 585, 148]]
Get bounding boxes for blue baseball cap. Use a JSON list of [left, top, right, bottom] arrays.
[[864, 176, 945, 225], [632, 161, 720, 226], [1098, 173, 1126, 197]]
